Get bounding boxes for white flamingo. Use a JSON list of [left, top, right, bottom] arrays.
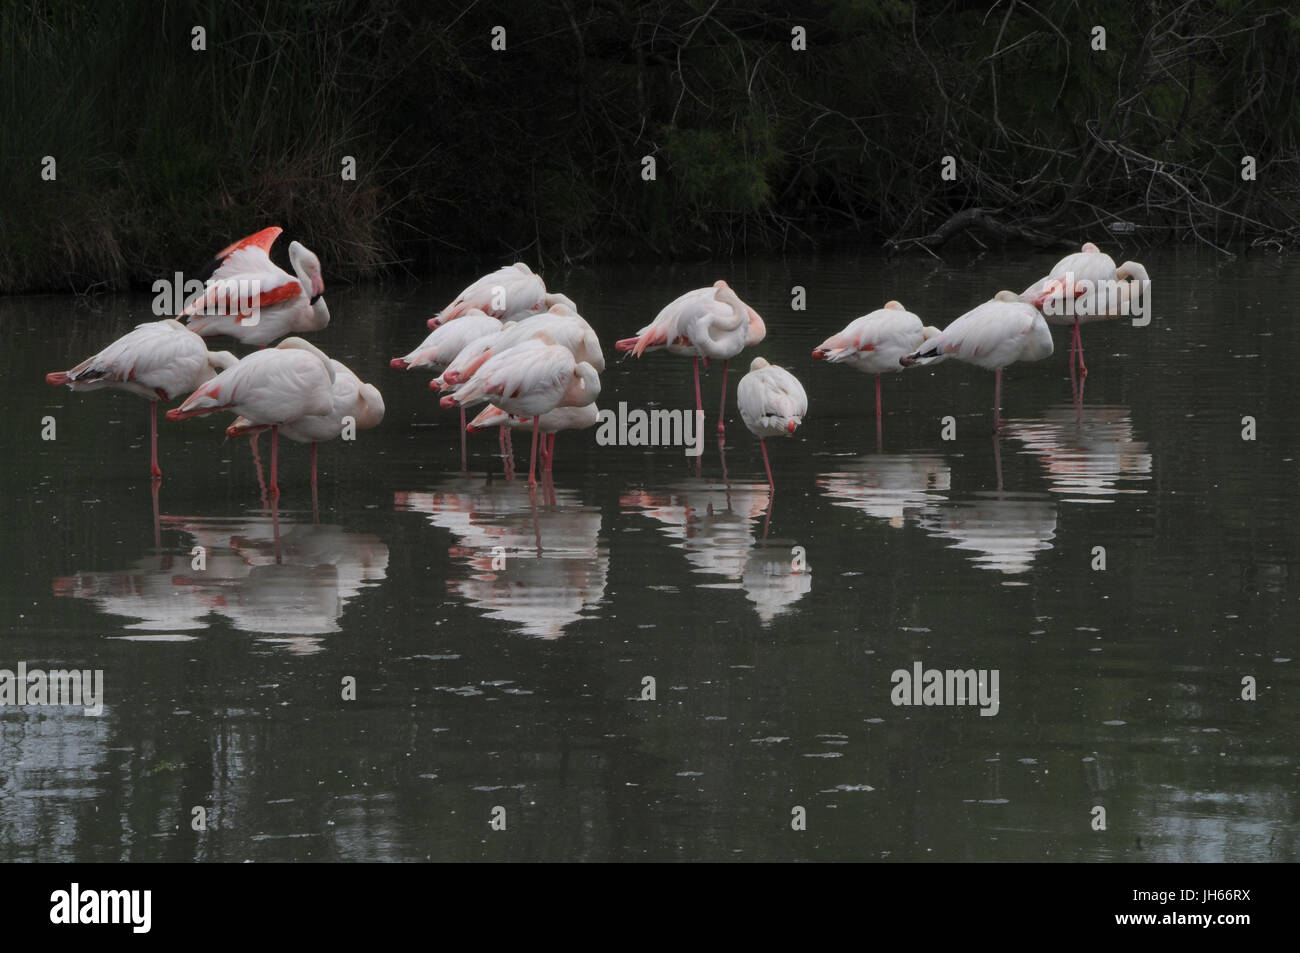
[[615, 280, 766, 435], [901, 289, 1054, 433], [426, 263, 573, 329], [737, 357, 808, 492], [1023, 242, 1150, 376], [166, 337, 336, 497], [180, 226, 329, 347], [440, 338, 601, 488], [45, 319, 237, 478], [391, 309, 502, 470], [438, 307, 604, 386], [227, 355, 385, 494], [812, 300, 940, 419]]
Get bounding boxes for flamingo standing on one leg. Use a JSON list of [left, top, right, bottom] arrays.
[[901, 289, 1054, 434], [1023, 242, 1150, 378], [45, 319, 237, 478], [615, 281, 765, 436], [392, 309, 501, 470], [737, 358, 808, 493], [227, 354, 385, 510], [440, 339, 601, 489], [812, 300, 940, 423], [166, 337, 335, 497], [180, 226, 330, 347]]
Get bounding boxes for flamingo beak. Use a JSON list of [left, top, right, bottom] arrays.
[[786, 420, 797, 434]]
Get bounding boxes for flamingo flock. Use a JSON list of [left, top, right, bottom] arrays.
[[45, 231, 1148, 508]]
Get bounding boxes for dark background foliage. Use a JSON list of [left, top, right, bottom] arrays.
[[2, 0, 1298, 291]]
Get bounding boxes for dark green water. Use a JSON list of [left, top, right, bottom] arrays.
[[2, 249, 1296, 861]]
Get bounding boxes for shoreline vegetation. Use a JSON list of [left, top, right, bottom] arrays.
[[2, 0, 1298, 294]]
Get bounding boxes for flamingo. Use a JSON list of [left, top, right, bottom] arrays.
[[226, 356, 385, 497], [45, 319, 237, 478], [180, 226, 329, 347], [440, 339, 601, 488], [166, 337, 335, 497], [900, 289, 1054, 433], [465, 403, 600, 473], [391, 309, 501, 469], [737, 358, 808, 493], [812, 300, 940, 419], [426, 263, 574, 329], [615, 280, 765, 435], [437, 307, 604, 387], [1023, 242, 1150, 376]]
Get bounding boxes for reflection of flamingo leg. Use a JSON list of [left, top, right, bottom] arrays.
[[149, 400, 162, 479], [150, 478, 162, 550], [716, 359, 729, 435]]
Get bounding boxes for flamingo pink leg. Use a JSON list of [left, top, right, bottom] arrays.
[[270, 425, 281, 499], [693, 356, 703, 423], [760, 438, 775, 493], [875, 374, 882, 419], [149, 400, 162, 479], [528, 416, 541, 488], [311, 441, 318, 490], [716, 359, 729, 435], [1074, 318, 1088, 376]]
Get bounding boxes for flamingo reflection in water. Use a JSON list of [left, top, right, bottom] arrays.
[[395, 477, 608, 639], [620, 465, 812, 625], [52, 509, 388, 652], [1004, 404, 1152, 501]]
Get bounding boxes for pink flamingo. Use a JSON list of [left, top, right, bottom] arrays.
[[737, 358, 808, 493], [180, 226, 329, 347], [226, 355, 385, 502], [166, 337, 335, 497], [45, 319, 237, 478], [392, 309, 501, 469], [1023, 242, 1150, 377], [812, 300, 940, 420], [440, 339, 601, 488], [426, 262, 575, 329], [615, 280, 765, 435], [901, 289, 1054, 433]]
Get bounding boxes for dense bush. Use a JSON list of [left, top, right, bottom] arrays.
[[2, 0, 1297, 292]]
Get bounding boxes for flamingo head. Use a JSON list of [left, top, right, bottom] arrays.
[[884, 300, 905, 311], [208, 350, 239, 373], [1116, 261, 1149, 284], [1081, 241, 1101, 254], [749, 357, 770, 372], [288, 241, 325, 300], [355, 383, 386, 430]]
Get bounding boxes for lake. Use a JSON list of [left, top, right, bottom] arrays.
[[2, 247, 1297, 861]]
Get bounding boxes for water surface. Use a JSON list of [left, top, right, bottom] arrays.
[[2, 248, 1297, 861]]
